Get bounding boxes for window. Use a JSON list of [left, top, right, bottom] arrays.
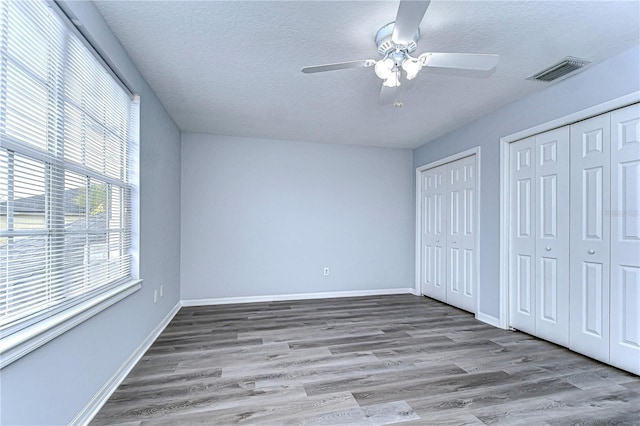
[[0, 1, 137, 338]]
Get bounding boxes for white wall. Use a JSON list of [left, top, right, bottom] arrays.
[[181, 134, 414, 301], [413, 45, 640, 322], [2, 5, 636, 424], [0, 2, 182, 425]]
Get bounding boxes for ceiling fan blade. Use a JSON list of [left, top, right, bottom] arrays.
[[301, 60, 375, 74], [424, 53, 500, 71], [391, 0, 431, 45], [378, 85, 397, 106]]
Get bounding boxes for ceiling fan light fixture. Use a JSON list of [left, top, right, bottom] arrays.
[[402, 57, 421, 80], [300, 0, 501, 106], [375, 58, 394, 79]]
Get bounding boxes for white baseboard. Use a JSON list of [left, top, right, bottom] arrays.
[[70, 301, 181, 426], [181, 288, 415, 307], [475, 312, 504, 329]]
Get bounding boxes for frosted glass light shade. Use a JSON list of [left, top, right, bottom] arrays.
[[375, 58, 394, 79], [402, 58, 421, 80], [383, 71, 401, 87]]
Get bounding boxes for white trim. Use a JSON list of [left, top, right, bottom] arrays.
[[474, 148, 482, 317], [71, 301, 181, 426], [414, 147, 481, 311], [498, 91, 640, 332], [414, 168, 422, 296], [415, 147, 479, 174], [476, 312, 502, 329], [501, 92, 640, 145], [498, 135, 510, 329], [0, 280, 142, 369], [181, 288, 415, 307]]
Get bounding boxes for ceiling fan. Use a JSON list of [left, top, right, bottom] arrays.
[[301, 0, 499, 105]]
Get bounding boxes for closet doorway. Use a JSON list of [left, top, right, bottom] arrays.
[[416, 148, 480, 314], [504, 101, 640, 375]]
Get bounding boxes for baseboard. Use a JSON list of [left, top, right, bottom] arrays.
[[70, 301, 181, 426], [181, 288, 415, 307], [475, 311, 503, 329]]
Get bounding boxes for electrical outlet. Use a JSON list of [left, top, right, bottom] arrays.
[[153, 289, 158, 303], [159, 285, 164, 298], [323, 267, 330, 276]]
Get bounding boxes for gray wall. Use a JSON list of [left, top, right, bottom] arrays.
[[181, 134, 414, 300], [413, 45, 640, 320], [0, 2, 181, 425]]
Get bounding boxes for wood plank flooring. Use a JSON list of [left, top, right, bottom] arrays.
[[91, 295, 640, 425]]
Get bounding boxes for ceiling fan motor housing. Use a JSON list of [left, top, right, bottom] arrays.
[[375, 22, 419, 57]]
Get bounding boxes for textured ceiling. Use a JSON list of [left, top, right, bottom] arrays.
[[93, 1, 640, 149]]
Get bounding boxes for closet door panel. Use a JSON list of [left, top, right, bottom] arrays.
[[509, 137, 536, 334], [460, 157, 477, 312], [446, 156, 477, 312], [461, 160, 478, 306], [535, 127, 570, 346], [610, 103, 640, 374], [421, 165, 447, 302], [570, 113, 611, 363], [447, 162, 464, 309]]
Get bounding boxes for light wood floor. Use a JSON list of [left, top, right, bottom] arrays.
[[92, 295, 640, 425]]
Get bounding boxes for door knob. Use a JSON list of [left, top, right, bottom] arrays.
[[452, 241, 457, 244], [588, 249, 595, 255], [436, 239, 440, 243], [545, 247, 551, 251]]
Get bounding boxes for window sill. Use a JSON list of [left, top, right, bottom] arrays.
[[0, 280, 142, 369]]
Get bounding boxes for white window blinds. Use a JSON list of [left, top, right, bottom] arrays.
[[0, 0, 137, 336]]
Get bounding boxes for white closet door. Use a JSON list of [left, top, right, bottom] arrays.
[[570, 113, 611, 363], [421, 165, 447, 302], [610, 103, 640, 374], [535, 128, 570, 346], [446, 156, 477, 312], [509, 137, 537, 335]]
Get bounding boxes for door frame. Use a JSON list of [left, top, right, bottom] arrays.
[[415, 146, 481, 314], [498, 91, 640, 330]]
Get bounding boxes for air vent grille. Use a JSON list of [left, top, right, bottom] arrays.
[[528, 57, 591, 82]]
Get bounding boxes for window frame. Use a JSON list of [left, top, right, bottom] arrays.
[[0, 0, 141, 368]]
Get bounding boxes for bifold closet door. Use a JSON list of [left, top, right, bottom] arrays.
[[508, 103, 638, 374], [569, 113, 611, 364], [610, 103, 640, 374], [420, 155, 477, 313], [509, 129, 569, 343], [421, 165, 447, 302], [446, 155, 477, 312]]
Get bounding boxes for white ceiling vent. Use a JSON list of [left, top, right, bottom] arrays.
[[528, 56, 591, 82]]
